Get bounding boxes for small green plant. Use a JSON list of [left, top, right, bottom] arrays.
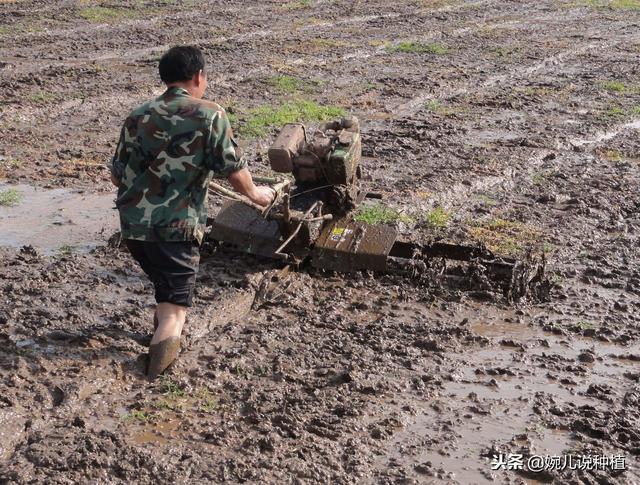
[[532, 170, 556, 185], [123, 410, 154, 423], [201, 398, 218, 412], [425, 207, 451, 228], [239, 100, 345, 138], [159, 376, 185, 398], [386, 41, 449, 55], [354, 204, 414, 225], [576, 320, 596, 330], [58, 244, 74, 256], [254, 365, 270, 377], [0, 188, 22, 206], [424, 99, 454, 115], [282, 0, 311, 10]]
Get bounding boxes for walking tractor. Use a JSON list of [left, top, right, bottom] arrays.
[[208, 117, 546, 302]]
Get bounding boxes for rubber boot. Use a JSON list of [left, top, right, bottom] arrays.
[[147, 337, 180, 380]]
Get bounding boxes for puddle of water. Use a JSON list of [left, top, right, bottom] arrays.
[[372, 299, 639, 484], [0, 183, 118, 254], [130, 419, 181, 445], [470, 320, 540, 339]]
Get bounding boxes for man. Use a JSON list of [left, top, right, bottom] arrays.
[[110, 45, 274, 379]]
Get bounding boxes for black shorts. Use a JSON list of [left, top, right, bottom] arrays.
[[125, 239, 200, 307]]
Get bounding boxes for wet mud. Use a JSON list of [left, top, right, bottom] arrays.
[[1, 0, 640, 483]]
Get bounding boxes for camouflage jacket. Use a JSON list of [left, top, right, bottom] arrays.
[[111, 86, 246, 243]]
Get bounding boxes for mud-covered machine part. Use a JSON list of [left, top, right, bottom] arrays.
[[208, 117, 546, 302]]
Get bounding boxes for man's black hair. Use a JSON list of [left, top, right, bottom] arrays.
[[159, 46, 205, 84]]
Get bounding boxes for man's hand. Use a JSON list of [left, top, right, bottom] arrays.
[[248, 186, 277, 207], [227, 168, 276, 207], [110, 173, 121, 187]]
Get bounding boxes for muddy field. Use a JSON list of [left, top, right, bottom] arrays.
[[1, 0, 640, 483]]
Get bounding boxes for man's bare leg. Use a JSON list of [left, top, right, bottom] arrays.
[[148, 303, 186, 379], [151, 302, 186, 344]]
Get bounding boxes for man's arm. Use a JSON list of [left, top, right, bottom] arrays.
[[227, 168, 275, 207], [110, 125, 127, 188], [208, 110, 275, 206]]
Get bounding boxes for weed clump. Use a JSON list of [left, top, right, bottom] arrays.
[[267, 75, 319, 94], [239, 100, 344, 138], [78, 6, 123, 22], [425, 207, 451, 228], [28, 91, 57, 104], [0, 188, 22, 206], [354, 204, 414, 225], [600, 80, 627, 92], [582, 0, 640, 9], [470, 218, 542, 257], [282, 0, 311, 10]]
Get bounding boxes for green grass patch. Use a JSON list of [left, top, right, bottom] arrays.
[[600, 80, 627, 92], [601, 105, 626, 119], [470, 218, 542, 257], [267, 75, 319, 94], [522, 86, 552, 97], [282, 0, 311, 10], [0, 188, 22, 206], [600, 104, 640, 119], [27, 91, 57, 104], [424, 207, 451, 228], [582, 0, 640, 8], [239, 100, 345, 138], [601, 106, 626, 119], [354, 204, 414, 225], [387, 41, 449, 55], [78, 6, 125, 22]]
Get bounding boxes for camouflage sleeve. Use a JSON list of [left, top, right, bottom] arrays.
[[111, 125, 127, 181], [207, 110, 247, 178]]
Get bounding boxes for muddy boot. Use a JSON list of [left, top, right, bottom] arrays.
[[147, 337, 181, 380]]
